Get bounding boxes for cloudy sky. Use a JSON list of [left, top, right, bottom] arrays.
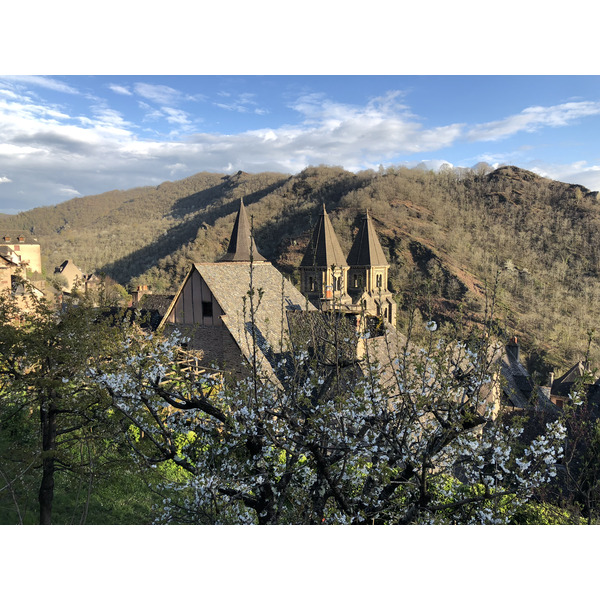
[[2, 74, 600, 214]]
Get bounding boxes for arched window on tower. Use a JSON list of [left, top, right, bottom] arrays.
[[376, 274, 382, 288]]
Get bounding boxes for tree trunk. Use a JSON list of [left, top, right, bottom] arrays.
[[39, 397, 57, 525]]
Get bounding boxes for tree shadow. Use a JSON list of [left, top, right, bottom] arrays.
[[99, 177, 286, 284]]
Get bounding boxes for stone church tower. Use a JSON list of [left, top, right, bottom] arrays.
[[300, 206, 396, 328], [346, 209, 396, 326], [299, 204, 351, 309]]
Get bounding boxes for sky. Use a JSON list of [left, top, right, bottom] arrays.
[[3, 74, 600, 214]]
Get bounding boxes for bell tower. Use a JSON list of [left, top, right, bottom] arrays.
[[346, 210, 396, 325], [299, 204, 351, 309]]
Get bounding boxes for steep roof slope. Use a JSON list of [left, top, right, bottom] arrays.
[[217, 198, 266, 262], [163, 261, 311, 384], [346, 210, 388, 267], [300, 204, 347, 268]]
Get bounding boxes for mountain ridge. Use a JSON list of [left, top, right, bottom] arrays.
[[2, 164, 599, 372]]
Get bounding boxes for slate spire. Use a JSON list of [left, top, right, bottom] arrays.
[[300, 204, 348, 268], [218, 198, 266, 262], [346, 209, 388, 267]]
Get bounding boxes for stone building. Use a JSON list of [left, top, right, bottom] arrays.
[[54, 259, 85, 292], [160, 199, 310, 382], [160, 200, 402, 382], [0, 245, 22, 293], [0, 234, 45, 309], [299, 205, 396, 329], [0, 233, 42, 274]]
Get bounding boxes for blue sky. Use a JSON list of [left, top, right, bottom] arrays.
[[2, 74, 600, 214]]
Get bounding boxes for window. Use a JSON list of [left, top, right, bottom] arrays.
[[202, 301, 213, 318], [376, 274, 383, 288], [309, 276, 315, 292]]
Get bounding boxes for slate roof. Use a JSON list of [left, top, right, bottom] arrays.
[[498, 344, 557, 413], [0, 231, 38, 243], [300, 205, 348, 268], [346, 210, 388, 267], [217, 198, 266, 262], [163, 261, 312, 384], [137, 294, 175, 330]]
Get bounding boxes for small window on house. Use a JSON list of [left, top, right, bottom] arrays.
[[202, 301, 213, 318]]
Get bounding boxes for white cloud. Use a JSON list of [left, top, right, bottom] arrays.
[[58, 186, 80, 197], [109, 84, 132, 96], [162, 107, 191, 125], [0, 75, 80, 95], [134, 82, 183, 106], [527, 160, 600, 192], [0, 88, 468, 210], [467, 101, 600, 142], [4, 84, 600, 213], [215, 92, 267, 115]]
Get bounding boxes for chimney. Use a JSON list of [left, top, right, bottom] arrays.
[[548, 371, 555, 387], [507, 336, 519, 361]]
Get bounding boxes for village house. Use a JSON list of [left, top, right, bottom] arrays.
[[0, 233, 45, 308], [0, 233, 42, 275]]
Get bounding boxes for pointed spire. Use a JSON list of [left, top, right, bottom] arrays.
[[347, 211, 388, 267], [218, 198, 266, 262], [300, 204, 348, 268]]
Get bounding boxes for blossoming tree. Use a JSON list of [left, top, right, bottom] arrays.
[[92, 301, 566, 524]]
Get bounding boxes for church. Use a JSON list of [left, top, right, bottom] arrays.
[[160, 199, 396, 382], [299, 204, 396, 330]]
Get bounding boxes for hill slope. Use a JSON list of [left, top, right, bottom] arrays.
[[3, 164, 600, 373]]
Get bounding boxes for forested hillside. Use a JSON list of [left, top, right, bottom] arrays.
[[3, 164, 600, 373]]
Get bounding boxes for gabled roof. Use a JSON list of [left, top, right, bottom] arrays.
[[300, 205, 348, 268], [346, 210, 388, 267], [217, 198, 266, 262], [161, 262, 312, 384], [0, 246, 21, 266], [554, 361, 589, 385]]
